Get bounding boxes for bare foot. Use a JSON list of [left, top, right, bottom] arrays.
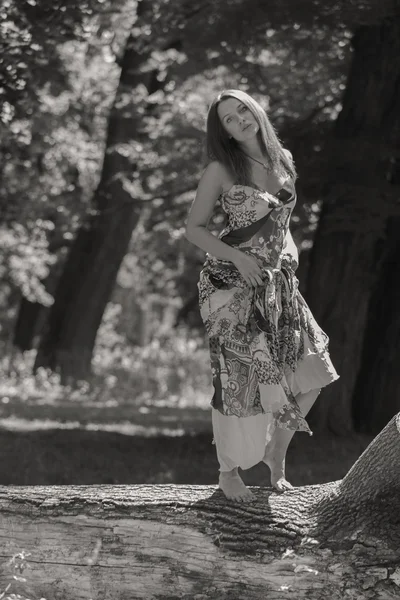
[[263, 445, 294, 493], [219, 469, 255, 502]]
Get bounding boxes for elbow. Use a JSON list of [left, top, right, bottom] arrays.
[[185, 224, 198, 242], [185, 223, 206, 243]]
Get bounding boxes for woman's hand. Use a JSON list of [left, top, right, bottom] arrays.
[[231, 250, 264, 287]]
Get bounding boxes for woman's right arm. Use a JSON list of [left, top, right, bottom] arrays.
[[185, 161, 263, 286], [185, 161, 240, 262]]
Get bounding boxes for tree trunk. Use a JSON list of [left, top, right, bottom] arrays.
[[305, 18, 400, 435], [1, 413, 400, 600], [33, 2, 178, 381], [353, 216, 400, 433], [13, 297, 44, 351]]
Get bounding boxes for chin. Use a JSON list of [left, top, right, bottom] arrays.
[[246, 123, 257, 134], [245, 127, 258, 138]]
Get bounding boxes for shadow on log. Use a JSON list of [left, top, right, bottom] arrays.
[[1, 414, 400, 599]]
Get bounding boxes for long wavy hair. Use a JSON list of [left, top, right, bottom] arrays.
[[206, 89, 297, 186]]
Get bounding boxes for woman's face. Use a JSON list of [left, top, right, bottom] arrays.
[[217, 97, 259, 142]]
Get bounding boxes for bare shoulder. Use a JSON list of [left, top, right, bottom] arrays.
[[202, 160, 231, 185], [197, 160, 234, 196], [205, 160, 235, 193]]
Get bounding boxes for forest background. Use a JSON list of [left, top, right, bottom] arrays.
[[1, 0, 400, 490]]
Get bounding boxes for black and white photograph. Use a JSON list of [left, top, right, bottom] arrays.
[[1, 0, 400, 598]]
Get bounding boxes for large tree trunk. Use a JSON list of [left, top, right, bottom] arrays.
[[353, 216, 400, 433], [1, 413, 400, 599], [305, 18, 400, 435], [33, 2, 178, 381]]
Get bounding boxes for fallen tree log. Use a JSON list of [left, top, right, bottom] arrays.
[[1, 414, 400, 600]]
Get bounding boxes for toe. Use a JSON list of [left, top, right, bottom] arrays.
[[276, 480, 293, 492]]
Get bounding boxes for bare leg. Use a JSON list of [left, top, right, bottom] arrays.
[[219, 467, 256, 503], [263, 388, 321, 492]]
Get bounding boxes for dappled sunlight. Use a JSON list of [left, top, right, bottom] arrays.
[[0, 327, 214, 444], [0, 389, 212, 436], [0, 416, 190, 437]]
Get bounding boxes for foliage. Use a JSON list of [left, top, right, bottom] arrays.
[[0, 0, 132, 110], [0, 0, 352, 341], [0, 3, 129, 329], [0, 308, 212, 407], [2, 0, 395, 381]]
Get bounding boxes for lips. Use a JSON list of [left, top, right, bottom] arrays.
[[242, 124, 251, 131]]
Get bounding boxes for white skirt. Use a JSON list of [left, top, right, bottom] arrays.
[[212, 331, 338, 472]]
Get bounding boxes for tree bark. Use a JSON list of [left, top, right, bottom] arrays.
[[353, 216, 400, 434], [1, 413, 400, 600], [305, 18, 400, 434], [13, 297, 44, 351], [33, 2, 179, 381]]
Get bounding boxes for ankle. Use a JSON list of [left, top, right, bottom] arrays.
[[263, 440, 275, 462], [263, 447, 286, 471]]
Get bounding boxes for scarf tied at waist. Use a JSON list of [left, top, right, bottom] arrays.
[[243, 263, 298, 326]]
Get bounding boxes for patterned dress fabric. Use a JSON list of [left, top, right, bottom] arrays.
[[198, 178, 339, 458]]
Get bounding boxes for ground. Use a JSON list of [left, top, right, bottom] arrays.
[[0, 396, 374, 487]]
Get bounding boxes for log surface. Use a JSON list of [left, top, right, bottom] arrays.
[[1, 413, 400, 600]]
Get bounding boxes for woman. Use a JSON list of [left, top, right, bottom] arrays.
[[185, 89, 339, 503]]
